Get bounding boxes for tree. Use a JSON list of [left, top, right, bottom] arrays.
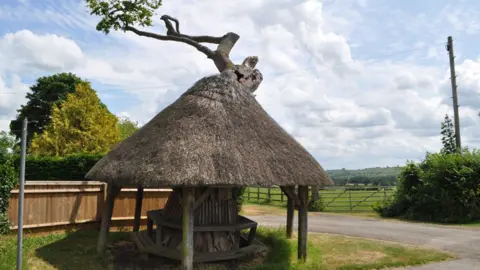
[[441, 114, 456, 154], [85, 0, 261, 86], [0, 131, 17, 160], [11, 73, 89, 146], [30, 83, 120, 156], [118, 116, 141, 140]]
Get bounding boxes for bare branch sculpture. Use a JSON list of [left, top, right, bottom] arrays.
[[86, 0, 262, 91], [125, 15, 242, 73]]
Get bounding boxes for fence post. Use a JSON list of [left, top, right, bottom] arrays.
[[267, 187, 271, 201], [349, 190, 352, 211], [281, 190, 284, 202], [383, 188, 387, 201], [257, 187, 260, 201], [247, 188, 250, 201]]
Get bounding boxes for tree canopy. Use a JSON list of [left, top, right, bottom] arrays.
[[29, 83, 120, 156], [11, 72, 89, 146], [118, 116, 141, 140], [0, 131, 17, 160], [441, 114, 456, 154]]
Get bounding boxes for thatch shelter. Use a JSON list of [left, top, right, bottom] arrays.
[[86, 62, 333, 268], [85, 15, 333, 270]]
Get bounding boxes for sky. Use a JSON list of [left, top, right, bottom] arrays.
[[0, 0, 479, 170]]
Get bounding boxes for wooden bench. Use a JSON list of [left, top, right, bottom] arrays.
[[146, 209, 258, 246]]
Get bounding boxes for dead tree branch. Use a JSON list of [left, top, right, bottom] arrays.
[[125, 15, 242, 72]]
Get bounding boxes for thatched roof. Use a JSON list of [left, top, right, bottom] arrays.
[[85, 69, 334, 188]]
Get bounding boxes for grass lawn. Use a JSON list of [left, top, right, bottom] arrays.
[[241, 203, 381, 219], [0, 227, 452, 270], [245, 187, 394, 212]]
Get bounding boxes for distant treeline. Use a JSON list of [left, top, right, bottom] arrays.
[[326, 166, 404, 186]]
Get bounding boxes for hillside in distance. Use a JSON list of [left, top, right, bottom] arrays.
[[326, 166, 404, 186]]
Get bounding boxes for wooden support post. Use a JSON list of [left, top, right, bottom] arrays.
[[286, 196, 294, 239], [297, 185, 309, 261], [247, 226, 257, 245], [97, 183, 121, 254], [182, 187, 195, 270], [133, 186, 144, 232]]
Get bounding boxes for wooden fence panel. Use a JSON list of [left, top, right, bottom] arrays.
[[111, 188, 170, 221], [7, 181, 172, 231]]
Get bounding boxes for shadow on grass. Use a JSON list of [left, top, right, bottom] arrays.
[[34, 227, 303, 270], [35, 229, 130, 270]]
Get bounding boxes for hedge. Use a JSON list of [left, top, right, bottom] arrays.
[[0, 158, 17, 234], [7, 153, 104, 180], [374, 149, 480, 223]]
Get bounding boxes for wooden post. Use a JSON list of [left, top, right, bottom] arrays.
[[182, 187, 195, 270], [298, 185, 308, 261], [257, 187, 260, 201], [311, 185, 319, 202], [97, 183, 121, 254], [349, 190, 352, 211], [133, 186, 144, 232], [286, 196, 294, 239], [267, 187, 271, 201]]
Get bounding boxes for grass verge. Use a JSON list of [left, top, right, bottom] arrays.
[[0, 227, 452, 270]]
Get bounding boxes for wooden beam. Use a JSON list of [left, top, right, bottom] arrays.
[[97, 183, 121, 254], [297, 185, 308, 261], [182, 187, 195, 270], [286, 196, 294, 239], [193, 187, 214, 210], [311, 185, 320, 202], [133, 186, 144, 232], [280, 186, 300, 206]]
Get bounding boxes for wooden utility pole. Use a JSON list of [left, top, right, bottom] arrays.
[[446, 36, 461, 150]]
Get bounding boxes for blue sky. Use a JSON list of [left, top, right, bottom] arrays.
[[1, 0, 480, 169]]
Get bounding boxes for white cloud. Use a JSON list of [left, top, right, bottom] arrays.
[[0, 0, 479, 169], [0, 30, 84, 73], [0, 74, 29, 131]]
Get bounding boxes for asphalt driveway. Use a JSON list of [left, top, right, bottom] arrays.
[[248, 213, 480, 270]]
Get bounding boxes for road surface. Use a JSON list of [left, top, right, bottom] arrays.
[[248, 214, 480, 270]]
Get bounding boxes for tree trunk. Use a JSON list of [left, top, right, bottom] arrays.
[[159, 187, 240, 253]]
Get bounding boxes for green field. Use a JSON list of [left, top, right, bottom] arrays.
[[245, 187, 395, 212]]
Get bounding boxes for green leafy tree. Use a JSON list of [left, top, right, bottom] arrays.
[[441, 114, 456, 154], [0, 157, 16, 234], [30, 83, 120, 156], [0, 131, 18, 159], [11, 73, 89, 146], [118, 116, 141, 141], [0, 132, 17, 234]]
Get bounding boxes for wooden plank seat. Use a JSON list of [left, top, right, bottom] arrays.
[[146, 209, 257, 235], [136, 209, 262, 262], [132, 230, 266, 263]]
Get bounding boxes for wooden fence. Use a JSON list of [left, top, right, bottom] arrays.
[[7, 181, 171, 231], [246, 186, 395, 212]]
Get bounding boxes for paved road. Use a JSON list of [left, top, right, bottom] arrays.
[[248, 214, 480, 270]]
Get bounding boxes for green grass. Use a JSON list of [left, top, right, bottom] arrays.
[[0, 227, 453, 270], [245, 187, 395, 212]]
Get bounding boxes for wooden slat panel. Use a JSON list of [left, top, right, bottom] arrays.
[[7, 181, 172, 231]]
